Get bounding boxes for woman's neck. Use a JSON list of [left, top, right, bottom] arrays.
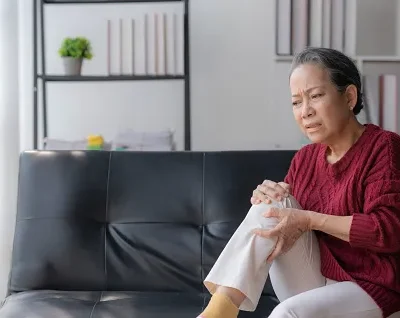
[[326, 120, 365, 164]]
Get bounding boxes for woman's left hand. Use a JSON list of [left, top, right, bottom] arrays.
[[253, 207, 313, 263]]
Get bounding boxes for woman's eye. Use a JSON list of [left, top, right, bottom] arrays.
[[292, 101, 300, 107], [311, 93, 323, 99]]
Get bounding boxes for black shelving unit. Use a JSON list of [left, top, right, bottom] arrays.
[[33, 0, 191, 150]]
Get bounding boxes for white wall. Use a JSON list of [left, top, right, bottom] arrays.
[[0, 0, 19, 300], [18, 0, 304, 152], [356, 0, 398, 56], [190, 0, 301, 150]]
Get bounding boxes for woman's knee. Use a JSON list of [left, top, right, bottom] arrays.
[[245, 195, 302, 229], [245, 202, 279, 231], [269, 301, 299, 318]]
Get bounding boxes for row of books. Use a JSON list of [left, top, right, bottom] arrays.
[[276, 0, 347, 55], [106, 13, 185, 76], [360, 74, 398, 134]]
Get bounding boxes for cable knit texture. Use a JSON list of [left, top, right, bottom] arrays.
[[284, 124, 400, 318]]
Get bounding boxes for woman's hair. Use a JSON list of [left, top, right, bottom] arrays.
[[290, 47, 363, 115]]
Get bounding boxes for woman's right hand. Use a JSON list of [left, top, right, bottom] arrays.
[[250, 180, 291, 205]]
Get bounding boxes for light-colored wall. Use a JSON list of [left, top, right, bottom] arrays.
[[356, 0, 398, 56], [18, 0, 303, 152], [19, 0, 399, 153], [0, 0, 19, 301]]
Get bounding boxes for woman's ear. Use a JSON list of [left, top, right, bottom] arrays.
[[345, 84, 358, 110]]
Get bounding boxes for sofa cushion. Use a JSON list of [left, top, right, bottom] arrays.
[[9, 151, 295, 295], [3, 150, 295, 317], [0, 290, 278, 318]]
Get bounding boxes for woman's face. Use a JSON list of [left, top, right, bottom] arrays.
[[289, 63, 356, 144]]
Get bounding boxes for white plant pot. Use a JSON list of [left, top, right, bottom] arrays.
[[62, 57, 83, 76]]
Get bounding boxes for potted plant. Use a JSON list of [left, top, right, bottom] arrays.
[[58, 36, 93, 76]]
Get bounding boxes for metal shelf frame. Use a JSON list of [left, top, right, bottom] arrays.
[[33, 0, 191, 150]]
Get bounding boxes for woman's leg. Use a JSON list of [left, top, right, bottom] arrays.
[[269, 280, 384, 318], [269, 214, 325, 301], [202, 200, 279, 313], [199, 195, 325, 318]]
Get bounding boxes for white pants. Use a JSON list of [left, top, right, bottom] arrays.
[[204, 196, 400, 318]]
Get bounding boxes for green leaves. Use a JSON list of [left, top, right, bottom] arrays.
[[58, 37, 93, 60]]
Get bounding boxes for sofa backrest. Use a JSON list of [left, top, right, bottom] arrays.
[[8, 150, 295, 296]]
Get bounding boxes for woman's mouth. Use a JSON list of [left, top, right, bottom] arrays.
[[305, 123, 321, 132]]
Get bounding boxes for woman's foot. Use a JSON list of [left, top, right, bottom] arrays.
[[197, 293, 239, 318]]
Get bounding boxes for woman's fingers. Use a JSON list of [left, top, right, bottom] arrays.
[[253, 188, 271, 204], [254, 221, 282, 239], [250, 196, 261, 205], [278, 182, 291, 193], [260, 180, 289, 201], [267, 236, 284, 263], [269, 181, 290, 198], [251, 180, 291, 205]]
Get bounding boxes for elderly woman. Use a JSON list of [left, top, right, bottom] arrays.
[[197, 47, 400, 318]]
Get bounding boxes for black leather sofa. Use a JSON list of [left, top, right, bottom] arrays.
[[0, 150, 296, 318]]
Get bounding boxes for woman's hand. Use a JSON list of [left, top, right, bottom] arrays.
[[253, 207, 312, 262], [251, 180, 291, 205]]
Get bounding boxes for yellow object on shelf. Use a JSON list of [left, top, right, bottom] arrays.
[[87, 134, 104, 150]]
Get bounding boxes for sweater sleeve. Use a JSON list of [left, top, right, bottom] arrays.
[[284, 148, 302, 185], [349, 133, 400, 253]]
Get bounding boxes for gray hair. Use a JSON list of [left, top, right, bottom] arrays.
[[290, 47, 363, 115]]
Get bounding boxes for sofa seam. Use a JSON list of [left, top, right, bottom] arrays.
[[89, 291, 103, 318], [104, 152, 112, 291], [0, 295, 9, 309]]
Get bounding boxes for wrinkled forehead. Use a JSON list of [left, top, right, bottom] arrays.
[[290, 63, 331, 94]]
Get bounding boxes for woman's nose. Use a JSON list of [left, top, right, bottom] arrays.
[[301, 101, 313, 118]]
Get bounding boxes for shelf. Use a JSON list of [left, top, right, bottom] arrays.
[[44, 0, 183, 3], [275, 55, 400, 63], [38, 74, 185, 81], [357, 56, 400, 62], [34, 0, 191, 150]]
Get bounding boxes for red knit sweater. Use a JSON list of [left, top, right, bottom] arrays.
[[284, 124, 400, 318]]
